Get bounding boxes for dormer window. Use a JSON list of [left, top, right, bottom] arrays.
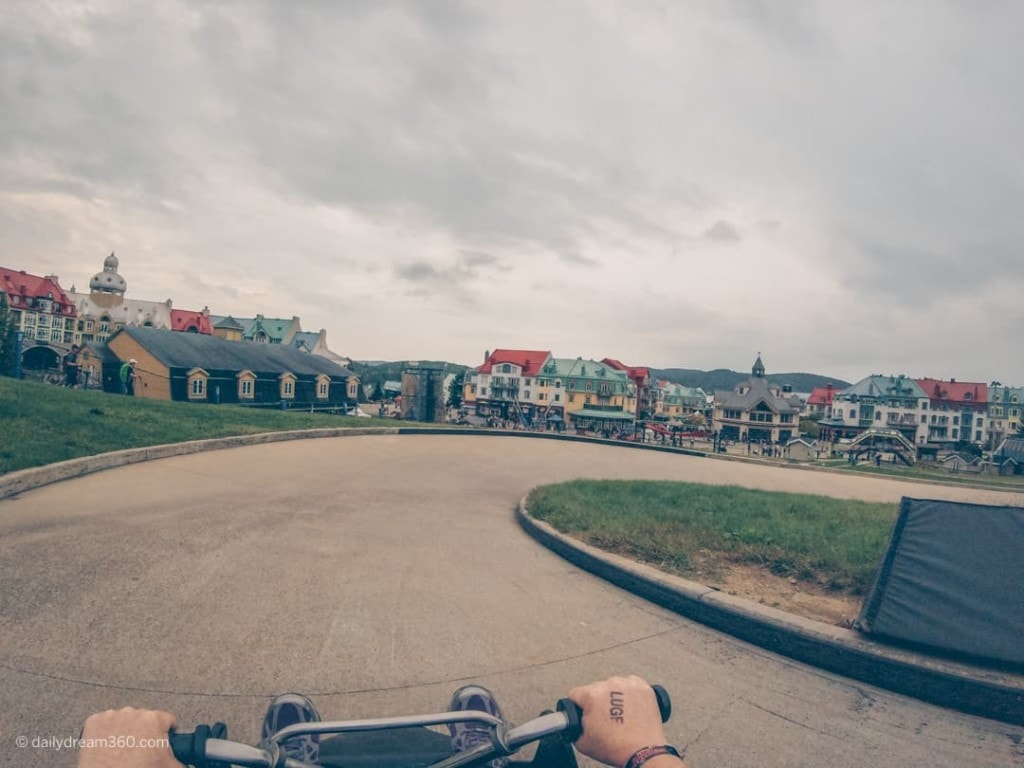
[[187, 368, 209, 400], [237, 370, 256, 400], [316, 375, 330, 399], [280, 372, 296, 399]]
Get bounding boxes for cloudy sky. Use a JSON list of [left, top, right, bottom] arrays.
[[2, 1, 1022, 383]]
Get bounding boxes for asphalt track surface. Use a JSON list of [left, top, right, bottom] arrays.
[[2, 434, 1023, 768]]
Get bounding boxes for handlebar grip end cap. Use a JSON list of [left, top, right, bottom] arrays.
[[556, 698, 584, 743]]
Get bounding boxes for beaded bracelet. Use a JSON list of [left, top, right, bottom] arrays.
[[624, 745, 681, 768]]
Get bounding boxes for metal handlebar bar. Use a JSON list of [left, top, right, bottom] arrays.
[[169, 685, 671, 768]]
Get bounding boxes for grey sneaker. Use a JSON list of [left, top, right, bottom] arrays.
[[260, 692, 321, 765], [447, 685, 509, 768]]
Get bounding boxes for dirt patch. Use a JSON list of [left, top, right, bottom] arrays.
[[706, 561, 863, 627], [642, 549, 863, 628]]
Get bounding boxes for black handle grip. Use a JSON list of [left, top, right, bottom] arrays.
[[168, 723, 228, 768], [652, 685, 672, 723], [556, 684, 671, 744]]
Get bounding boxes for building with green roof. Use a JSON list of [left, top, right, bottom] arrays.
[[817, 374, 929, 445]]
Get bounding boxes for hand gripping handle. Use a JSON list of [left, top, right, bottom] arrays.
[[555, 685, 671, 743]]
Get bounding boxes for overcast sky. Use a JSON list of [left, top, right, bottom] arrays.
[[2, 1, 1022, 384]]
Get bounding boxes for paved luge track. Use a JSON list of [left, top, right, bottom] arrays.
[[2, 434, 1022, 768]]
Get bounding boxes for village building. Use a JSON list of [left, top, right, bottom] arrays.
[[987, 384, 1024, 451], [602, 358, 655, 419], [654, 380, 710, 423], [803, 383, 837, 420], [212, 316, 246, 341], [170, 307, 214, 334], [914, 378, 988, 445], [817, 374, 930, 445], [104, 325, 358, 406], [559, 357, 636, 432], [464, 349, 555, 422], [0, 266, 78, 371], [712, 356, 803, 444], [993, 437, 1024, 475], [67, 252, 174, 344], [210, 315, 302, 345]]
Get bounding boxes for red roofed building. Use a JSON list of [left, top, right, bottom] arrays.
[[914, 378, 989, 444], [0, 266, 78, 371], [602, 358, 655, 418], [170, 307, 213, 335], [464, 348, 553, 421], [804, 383, 837, 420]]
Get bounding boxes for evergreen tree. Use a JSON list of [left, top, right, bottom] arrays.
[[0, 293, 18, 377], [447, 373, 463, 409]]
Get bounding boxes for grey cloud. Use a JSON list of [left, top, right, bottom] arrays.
[[396, 261, 440, 282], [558, 251, 600, 268], [704, 220, 742, 243], [840, 239, 1023, 310]]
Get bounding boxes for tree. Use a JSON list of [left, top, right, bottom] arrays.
[[799, 418, 822, 439], [0, 293, 18, 377], [447, 373, 463, 409], [372, 381, 384, 402]]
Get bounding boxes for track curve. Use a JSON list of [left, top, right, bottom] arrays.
[[1, 434, 1022, 767]]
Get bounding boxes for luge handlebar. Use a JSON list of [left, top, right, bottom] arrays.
[[169, 685, 672, 768]]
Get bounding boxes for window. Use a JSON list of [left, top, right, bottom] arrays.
[[503, 364, 511, 373], [568, 382, 576, 390], [317, 377, 330, 399], [524, 379, 531, 387], [187, 369, 210, 400], [875, 411, 882, 420], [849, 409, 857, 419], [569, 393, 576, 403], [348, 381, 358, 399], [585, 382, 593, 391], [280, 377, 295, 398], [554, 393, 560, 402], [538, 392, 546, 401], [921, 415, 927, 423], [976, 417, 983, 427], [237, 371, 255, 400]]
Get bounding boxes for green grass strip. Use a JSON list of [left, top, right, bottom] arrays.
[[527, 480, 898, 595], [0, 376, 404, 475]]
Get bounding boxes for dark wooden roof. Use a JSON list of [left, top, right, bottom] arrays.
[[118, 325, 355, 379]]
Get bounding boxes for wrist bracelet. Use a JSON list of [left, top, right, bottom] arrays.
[[624, 745, 680, 768]]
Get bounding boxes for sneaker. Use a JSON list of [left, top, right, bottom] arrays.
[[447, 685, 508, 768], [260, 692, 321, 765]]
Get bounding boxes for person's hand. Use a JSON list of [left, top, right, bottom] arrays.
[[77, 707, 182, 768], [568, 676, 682, 768]]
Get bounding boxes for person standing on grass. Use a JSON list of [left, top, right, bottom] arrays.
[[119, 358, 137, 396], [63, 344, 80, 387]]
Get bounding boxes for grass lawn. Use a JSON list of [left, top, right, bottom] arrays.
[[0, 376, 402, 475], [527, 479, 899, 596]]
